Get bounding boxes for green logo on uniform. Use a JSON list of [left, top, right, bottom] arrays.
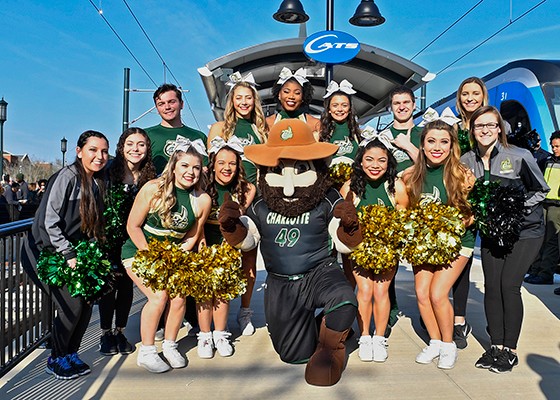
[[500, 158, 513, 174], [280, 126, 294, 140]]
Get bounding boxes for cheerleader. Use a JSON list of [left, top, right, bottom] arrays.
[[340, 134, 408, 362], [403, 118, 475, 370], [122, 138, 211, 373], [207, 72, 266, 335]]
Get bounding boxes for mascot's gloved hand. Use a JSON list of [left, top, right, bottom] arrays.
[[333, 192, 363, 248], [218, 193, 248, 246]]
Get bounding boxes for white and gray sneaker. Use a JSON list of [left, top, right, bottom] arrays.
[[162, 340, 186, 369], [213, 330, 234, 357], [237, 307, 255, 336], [197, 331, 215, 359], [137, 345, 170, 373], [438, 341, 458, 369], [372, 335, 388, 362], [416, 339, 442, 364], [358, 335, 373, 362], [154, 328, 164, 342]]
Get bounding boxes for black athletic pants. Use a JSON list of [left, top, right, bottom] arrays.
[[481, 236, 543, 349]]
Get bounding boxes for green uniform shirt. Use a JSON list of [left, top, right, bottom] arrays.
[[233, 118, 262, 185], [330, 121, 359, 164], [121, 186, 197, 259], [421, 165, 475, 248], [357, 177, 394, 210], [390, 125, 422, 172], [145, 124, 208, 174], [204, 183, 235, 246]]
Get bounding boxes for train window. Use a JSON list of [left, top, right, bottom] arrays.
[[543, 84, 560, 131], [500, 100, 531, 134]]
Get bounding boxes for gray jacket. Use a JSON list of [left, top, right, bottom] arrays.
[[461, 142, 550, 239]]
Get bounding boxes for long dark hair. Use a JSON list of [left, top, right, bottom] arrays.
[[109, 127, 156, 188], [205, 147, 251, 208], [350, 139, 397, 199], [318, 92, 361, 143], [73, 130, 108, 241]]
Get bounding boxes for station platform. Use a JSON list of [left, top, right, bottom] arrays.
[[1, 256, 559, 400]]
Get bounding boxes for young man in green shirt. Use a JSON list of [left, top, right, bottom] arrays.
[[146, 83, 207, 174]]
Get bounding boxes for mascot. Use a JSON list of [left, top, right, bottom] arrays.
[[218, 119, 361, 386]]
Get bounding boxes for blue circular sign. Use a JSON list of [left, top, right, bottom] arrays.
[[303, 30, 361, 64]]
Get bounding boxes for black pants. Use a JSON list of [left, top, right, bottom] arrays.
[[452, 256, 473, 317], [264, 260, 357, 364], [481, 236, 543, 349], [98, 265, 134, 330], [22, 236, 92, 358]]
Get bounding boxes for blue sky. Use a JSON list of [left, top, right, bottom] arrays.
[[0, 0, 558, 162]]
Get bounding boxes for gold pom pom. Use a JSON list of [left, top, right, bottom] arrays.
[[329, 163, 353, 188], [349, 205, 401, 274], [397, 203, 465, 266]]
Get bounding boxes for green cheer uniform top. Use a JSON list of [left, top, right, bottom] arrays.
[[329, 121, 359, 166], [121, 186, 198, 259], [204, 182, 238, 246], [420, 165, 475, 249], [232, 118, 263, 185], [145, 124, 208, 174], [356, 177, 395, 210], [390, 125, 423, 172], [274, 109, 307, 124]]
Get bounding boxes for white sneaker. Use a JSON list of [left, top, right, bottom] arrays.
[[437, 341, 458, 369], [237, 307, 255, 336], [213, 330, 233, 357], [358, 335, 373, 362], [372, 335, 388, 362], [197, 332, 214, 359], [162, 340, 186, 369], [416, 339, 442, 364], [137, 345, 170, 373], [154, 328, 164, 342]]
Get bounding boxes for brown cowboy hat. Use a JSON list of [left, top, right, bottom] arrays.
[[244, 119, 338, 167]]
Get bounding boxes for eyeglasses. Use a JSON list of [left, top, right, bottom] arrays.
[[473, 122, 499, 131]]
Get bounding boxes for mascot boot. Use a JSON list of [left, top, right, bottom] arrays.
[[305, 317, 350, 386]]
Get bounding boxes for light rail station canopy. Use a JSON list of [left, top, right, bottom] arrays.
[[198, 37, 432, 124]]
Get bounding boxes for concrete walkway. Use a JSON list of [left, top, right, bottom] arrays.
[[1, 257, 559, 400]]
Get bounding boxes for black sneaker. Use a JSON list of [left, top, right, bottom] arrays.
[[453, 322, 472, 350], [45, 356, 79, 380], [475, 345, 501, 369], [115, 331, 134, 354], [66, 353, 91, 376], [489, 348, 519, 373], [100, 331, 118, 356]]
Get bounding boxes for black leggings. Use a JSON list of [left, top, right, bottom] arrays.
[[22, 237, 92, 358], [481, 236, 543, 349], [98, 268, 134, 330], [452, 256, 473, 317]]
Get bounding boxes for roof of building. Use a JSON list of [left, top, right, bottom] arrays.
[[198, 37, 432, 124]]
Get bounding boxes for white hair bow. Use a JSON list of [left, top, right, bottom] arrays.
[[208, 136, 245, 155], [419, 107, 461, 127], [359, 126, 394, 150], [276, 67, 308, 86], [226, 72, 258, 92], [323, 79, 356, 98], [170, 136, 208, 157]]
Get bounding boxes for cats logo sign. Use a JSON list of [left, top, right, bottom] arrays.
[[303, 30, 360, 64]]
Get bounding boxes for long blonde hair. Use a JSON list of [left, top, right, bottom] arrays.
[[150, 147, 205, 228], [456, 77, 489, 130], [406, 120, 472, 217], [222, 82, 268, 143]]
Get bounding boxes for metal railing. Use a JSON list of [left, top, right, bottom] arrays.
[[0, 218, 53, 377]]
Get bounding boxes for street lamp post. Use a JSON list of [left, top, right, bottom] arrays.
[[273, 1, 386, 86], [0, 98, 7, 180], [60, 137, 68, 168]]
